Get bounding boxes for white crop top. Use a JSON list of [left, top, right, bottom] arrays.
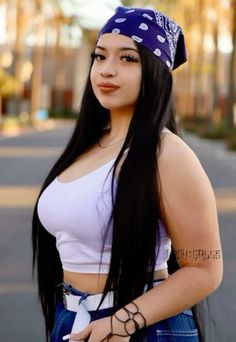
[[37, 130, 172, 273]]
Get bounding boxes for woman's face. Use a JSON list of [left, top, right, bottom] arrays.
[[90, 33, 142, 113]]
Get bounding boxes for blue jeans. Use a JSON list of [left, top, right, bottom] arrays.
[[51, 284, 199, 342]]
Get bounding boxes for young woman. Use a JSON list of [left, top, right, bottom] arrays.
[[33, 6, 223, 342]]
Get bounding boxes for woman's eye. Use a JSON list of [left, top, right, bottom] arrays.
[[121, 55, 139, 62], [91, 53, 105, 61]]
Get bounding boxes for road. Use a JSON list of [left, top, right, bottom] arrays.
[[0, 121, 235, 342]]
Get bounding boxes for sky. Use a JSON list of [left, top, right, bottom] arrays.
[[58, 0, 122, 29]]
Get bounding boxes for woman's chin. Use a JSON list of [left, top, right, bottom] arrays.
[[99, 101, 135, 113]]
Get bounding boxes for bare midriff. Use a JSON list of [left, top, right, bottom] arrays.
[[63, 269, 168, 294]]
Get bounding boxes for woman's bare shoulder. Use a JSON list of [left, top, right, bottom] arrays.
[[158, 131, 203, 175], [158, 131, 215, 203]]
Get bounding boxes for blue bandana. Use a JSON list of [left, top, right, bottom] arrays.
[[98, 6, 187, 70]]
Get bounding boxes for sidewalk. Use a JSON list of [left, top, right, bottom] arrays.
[[0, 117, 75, 139]]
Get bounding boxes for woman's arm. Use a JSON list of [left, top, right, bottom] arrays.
[[127, 132, 223, 325], [69, 133, 223, 341]]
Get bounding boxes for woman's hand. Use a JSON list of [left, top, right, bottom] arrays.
[[65, 316, 131, 342]]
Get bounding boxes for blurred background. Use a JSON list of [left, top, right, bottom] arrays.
[[0, 1, 236, 342], [0, 0, 235, 148]]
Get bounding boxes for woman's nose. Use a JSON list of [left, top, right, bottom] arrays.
[[100, 59, 117, 77]]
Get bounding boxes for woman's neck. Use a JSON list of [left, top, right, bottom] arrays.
[[106, 107, 133, 139]]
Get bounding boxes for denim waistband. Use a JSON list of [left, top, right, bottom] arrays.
[[62, 282, 91, 297], [61, 278, 166, 297]]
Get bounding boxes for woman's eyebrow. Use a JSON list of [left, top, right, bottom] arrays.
[[95, 45, 139, 53]]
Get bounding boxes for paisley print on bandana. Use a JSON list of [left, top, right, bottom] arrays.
[[98, 6, 187, 70]]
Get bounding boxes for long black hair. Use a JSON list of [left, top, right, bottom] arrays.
[[32, 44, 204, 341]]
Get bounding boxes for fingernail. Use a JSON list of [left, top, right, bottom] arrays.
[[62, 334, 71, 340]]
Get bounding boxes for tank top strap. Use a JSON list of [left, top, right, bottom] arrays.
[[162, 127, 171, 133], [123, 147, 129, 155]]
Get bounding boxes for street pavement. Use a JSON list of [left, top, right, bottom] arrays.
[[0, 121, 235, 342]]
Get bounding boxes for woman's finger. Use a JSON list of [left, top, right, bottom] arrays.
[[63, 324, 92, 341]]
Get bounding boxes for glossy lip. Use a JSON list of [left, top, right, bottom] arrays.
[[97, 82, 120, 92]]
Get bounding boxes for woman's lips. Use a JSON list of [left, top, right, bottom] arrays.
[[97, 82, 120, 92]]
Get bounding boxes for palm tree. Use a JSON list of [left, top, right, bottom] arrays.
[[193, 0, 206, 119], [13, 0, 25, 116], [30, 0, 71, 118], [210, 0, 220, 122], [30, 0, 43, 120], [226, 0, 236, 129], [52, 8, 75, 113]]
